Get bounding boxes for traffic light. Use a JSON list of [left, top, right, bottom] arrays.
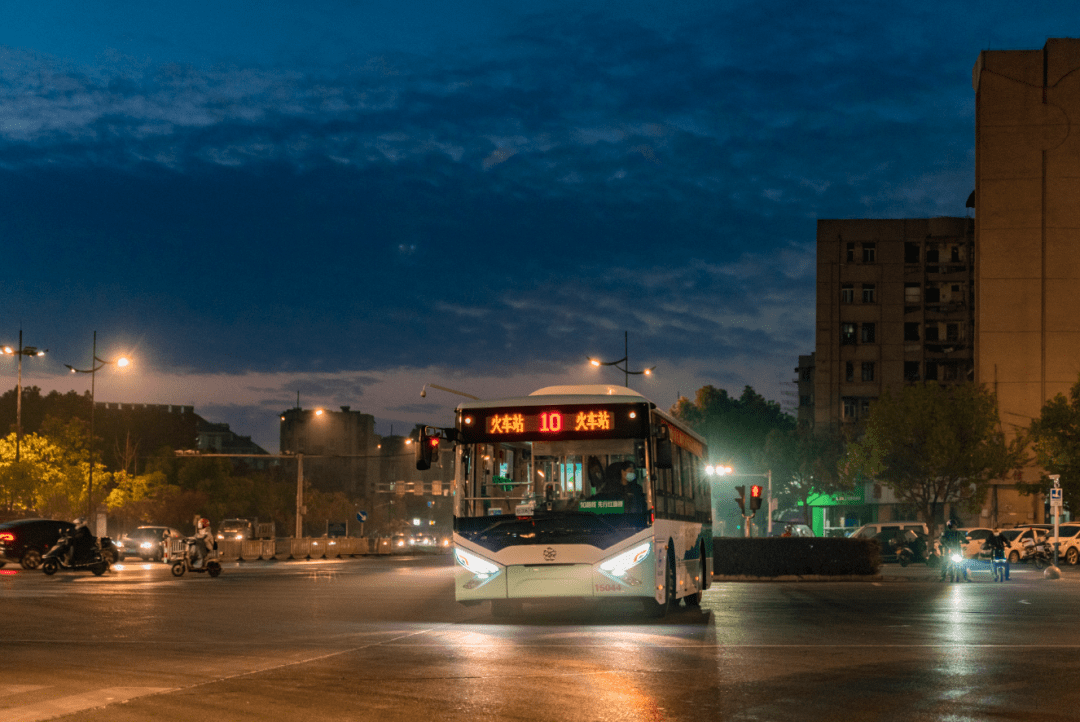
[[416, 426, 440, 470], [749, 484, 763, 512], [735, 485, 746, 513]]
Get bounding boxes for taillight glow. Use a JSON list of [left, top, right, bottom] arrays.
[[0, 532, 14, 542]]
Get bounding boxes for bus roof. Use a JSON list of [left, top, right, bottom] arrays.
[[455, 384, 654, 411]]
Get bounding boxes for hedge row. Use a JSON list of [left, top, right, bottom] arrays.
[[713, 537, 881, 577]]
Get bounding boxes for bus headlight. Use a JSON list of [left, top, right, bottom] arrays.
[[599, 542, 651, 578], [454, 548, 500, 578]]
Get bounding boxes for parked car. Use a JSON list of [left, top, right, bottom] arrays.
[[960, 527, 997, 558], [216, 519, 254, 541], [847, 521, 929, 539], [116, 526, 181, 561], [1000, 527, 1050, 564], [1017, 523, 1080, 565], [0, 518, 120, 569]]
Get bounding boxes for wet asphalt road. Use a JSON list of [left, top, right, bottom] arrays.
[[2, 554, 1080, 721]]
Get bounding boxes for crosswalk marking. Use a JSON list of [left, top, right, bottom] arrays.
[[4, 686, 172, 722]]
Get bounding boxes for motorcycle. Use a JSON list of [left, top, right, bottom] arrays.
[[1021, 538, 1053, 569], [893, 531, 939, 567], [941, 549, 968, 582], [170, 537, 222, 578], [41, 533, 110, 576]]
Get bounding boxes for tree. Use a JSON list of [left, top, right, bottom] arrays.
[[840, 382, 1024, 536], [763, 424, 848, 524], [670, 385, 795, 472], [1024, 373, 1080, 510]]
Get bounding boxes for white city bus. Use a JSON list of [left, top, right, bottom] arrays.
[[429, 384, 712, 617]]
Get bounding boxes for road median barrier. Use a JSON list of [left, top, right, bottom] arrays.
[[713, 537, 880, 578]]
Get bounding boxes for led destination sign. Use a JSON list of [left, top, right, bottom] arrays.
[[459, 403, 651, 442]]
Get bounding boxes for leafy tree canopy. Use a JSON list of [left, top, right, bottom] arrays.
[[1024, 373, 1080, 509], [840, 382, 1024, 535], [670, 385, 795, 473]]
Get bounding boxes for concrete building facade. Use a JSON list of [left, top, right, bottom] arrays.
[[815, 217, 976, 430], [973, 38, 1080, 526]]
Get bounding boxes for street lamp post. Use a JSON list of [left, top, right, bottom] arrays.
[[3, 329, 47, 462], [588, 331, 655, 387], [65, 331, 130, 526]]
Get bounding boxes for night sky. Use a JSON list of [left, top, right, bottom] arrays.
[[1, 2, 1074, 453]]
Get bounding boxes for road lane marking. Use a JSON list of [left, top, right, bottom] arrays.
[[4, 687, 173, 722]]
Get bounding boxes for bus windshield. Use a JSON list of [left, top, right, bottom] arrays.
[[456, 438, 649, 519]]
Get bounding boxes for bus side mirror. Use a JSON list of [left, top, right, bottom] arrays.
[[654, 425, 673, 469]]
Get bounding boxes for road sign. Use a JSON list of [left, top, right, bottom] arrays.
[[1050, 488, 1063, 509], [356, 511, 367, 522]]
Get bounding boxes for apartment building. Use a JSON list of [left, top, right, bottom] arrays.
[[814, 217, 975, 430]]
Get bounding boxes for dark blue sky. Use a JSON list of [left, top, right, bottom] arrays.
[[1, 2, 1074, 453]]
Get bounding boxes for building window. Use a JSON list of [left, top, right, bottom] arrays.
[[841, 284, 854, 303], [946, 323, 959, 342], [904, 322, 920, 341], [861, 362, 875, 382], [905, 242, 920, 263], [846, 361, 855, 382], [925, 285, 941, 303], [801, 368, 813, 381], [925, 362, 938, 381], [905, 284, 921, 303], [846, 242, 856, 262], [841, 323, 857, 345], [925, 324, 939, 342], [860, 322, 876, 343], [843, 398, 857, 420], [926, 247, 939, 264], [862, 284, 876, 303], [861, 399, 872, 417], [862, 243, 876, 263], [904, 361, 920, 381], [950, 246, 961, 262]]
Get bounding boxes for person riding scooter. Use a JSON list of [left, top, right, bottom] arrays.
[[65, 518, 96, 566], [984, 528, 1010, 580], [193, 518, 214, 569]]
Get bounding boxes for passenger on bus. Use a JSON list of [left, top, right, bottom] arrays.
[[603, 461, 645, 513], [587, 456, 606, 494]]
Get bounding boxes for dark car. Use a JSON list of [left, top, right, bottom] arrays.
[[116, 526, 181, 561], [0, 518, 120, 569]]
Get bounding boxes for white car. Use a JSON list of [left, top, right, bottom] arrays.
[[960, 527, 996, 558], [999, 527, 1050, 564], [1017, 524, 1080, 565]]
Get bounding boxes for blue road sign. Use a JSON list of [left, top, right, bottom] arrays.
[[357, 511, 368, 522], [1051, 488, 1063, 502]]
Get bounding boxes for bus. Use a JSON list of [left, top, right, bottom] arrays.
[[420, 384, 712, 617]]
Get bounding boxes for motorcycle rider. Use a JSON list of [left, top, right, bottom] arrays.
[[939, 519, 970, 581], [985, 528, 1010, 580], [193, 518, 214, 568], [65, 517, 96, 567]]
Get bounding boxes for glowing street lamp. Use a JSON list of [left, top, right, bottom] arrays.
[[588, 331, 655, 387], [64, 331, 132, 524], [2, 329, 47, 463]]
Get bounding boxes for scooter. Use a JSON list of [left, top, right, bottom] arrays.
[[170, 538, 222, 578], [41, 534, 110, 576]]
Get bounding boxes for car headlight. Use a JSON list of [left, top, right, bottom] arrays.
[[140, 542, 153, 549], [599, 542, 652, 578], [454, 548, 500, 578]]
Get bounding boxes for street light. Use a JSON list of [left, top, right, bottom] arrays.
[[64, 331, 131, 525], [588, 331, 655, 387], [2, 329, 47, 462]]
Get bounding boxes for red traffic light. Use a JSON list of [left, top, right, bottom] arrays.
[[749, 484, 763, 512]]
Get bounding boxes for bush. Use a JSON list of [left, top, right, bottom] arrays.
[[713, 537, 880, 577]]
